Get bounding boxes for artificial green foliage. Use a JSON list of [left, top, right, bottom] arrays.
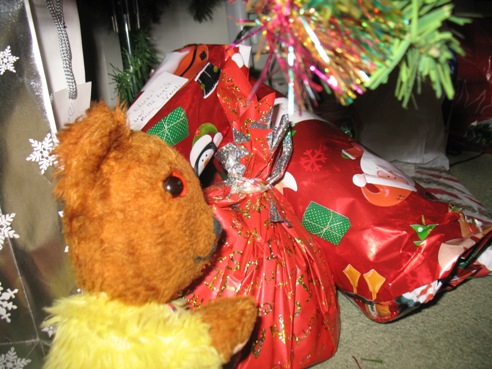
[[365, 0, 471, 107], [110, 31, 160, 105]]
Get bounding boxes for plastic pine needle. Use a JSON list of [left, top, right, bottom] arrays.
[[366, 0, 471, 107], [241, 0, 469, 110]]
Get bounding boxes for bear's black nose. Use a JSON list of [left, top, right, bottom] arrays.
[[194, 217, 223, 264], [213, 217, 222, 238]]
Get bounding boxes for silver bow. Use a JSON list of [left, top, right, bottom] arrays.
[[216, 103, 293, 223]]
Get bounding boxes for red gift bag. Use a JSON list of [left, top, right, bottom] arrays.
[[187, 57, 340, 368]]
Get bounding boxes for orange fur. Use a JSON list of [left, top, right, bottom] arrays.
[[52, 101, 257, 362], [199, 295, 258, 363]]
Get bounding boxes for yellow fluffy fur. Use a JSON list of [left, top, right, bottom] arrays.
[[42, 293, 222, 369]]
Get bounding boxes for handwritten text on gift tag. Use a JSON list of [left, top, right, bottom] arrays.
[[127, 73, 188, 131]]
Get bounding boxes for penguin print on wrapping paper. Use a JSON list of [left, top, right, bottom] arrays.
[[164, 44, 221, 99], [189, 123, 223, 176], [173, 44, 209, 80], [171, 44, 222, 100], [194, 50, 250, 99], [343, 143, 417, 207], [196, 63, 221, 98]]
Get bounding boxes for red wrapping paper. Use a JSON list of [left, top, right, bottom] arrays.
[[132, 42, 492, 327], [276, 117, 492, 322], [128, 44, 250, 176], [186, 57, 340, 368]]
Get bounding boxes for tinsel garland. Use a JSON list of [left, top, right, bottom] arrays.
[[242, 0, 470, 111]]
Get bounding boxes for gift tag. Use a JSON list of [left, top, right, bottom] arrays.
[[52, 82, 92, 129], [127, 72, 188, 131]]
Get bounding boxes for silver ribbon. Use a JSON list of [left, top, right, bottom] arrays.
[[216, 138, 249, 181], [216, 103, 293, 222], [266, 114, 292, 186]]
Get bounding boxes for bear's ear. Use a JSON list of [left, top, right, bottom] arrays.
[[53, 101, 130, 205]]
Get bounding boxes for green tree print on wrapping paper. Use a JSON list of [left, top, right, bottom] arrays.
[[147, 107, 189, 146], [302, 201, 351, 246], [410, 216, 437, 246]]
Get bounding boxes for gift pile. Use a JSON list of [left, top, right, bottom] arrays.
[[129, 44, 492, 366], [276, 115, 492, 322]]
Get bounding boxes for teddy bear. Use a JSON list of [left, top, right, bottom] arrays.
[[42, 101, 258, 369]]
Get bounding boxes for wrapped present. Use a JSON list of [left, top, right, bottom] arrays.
[[186, 56, 340, 368], [128, 44, 251, 177], [269, 111, 492, 322], [131, 42, 492, 327]]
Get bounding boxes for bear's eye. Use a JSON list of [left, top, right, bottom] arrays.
[[163, 172, 187, 198]]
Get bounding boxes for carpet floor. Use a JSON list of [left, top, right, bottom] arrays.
[[313, 152, 492, 369]]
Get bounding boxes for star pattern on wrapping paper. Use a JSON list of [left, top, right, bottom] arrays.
[[0, 46, 20, 75], [147, 107, 189, 146], [26, 133, 58, 175], [0, 213, 19, 251]]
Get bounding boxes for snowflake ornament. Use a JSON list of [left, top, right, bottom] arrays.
[[0, 46, 19, 75], [0, 213, 19, 251], [0, 282, 18, 324], [0, 347, 31, 369], [26, 133, 58, 174]]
